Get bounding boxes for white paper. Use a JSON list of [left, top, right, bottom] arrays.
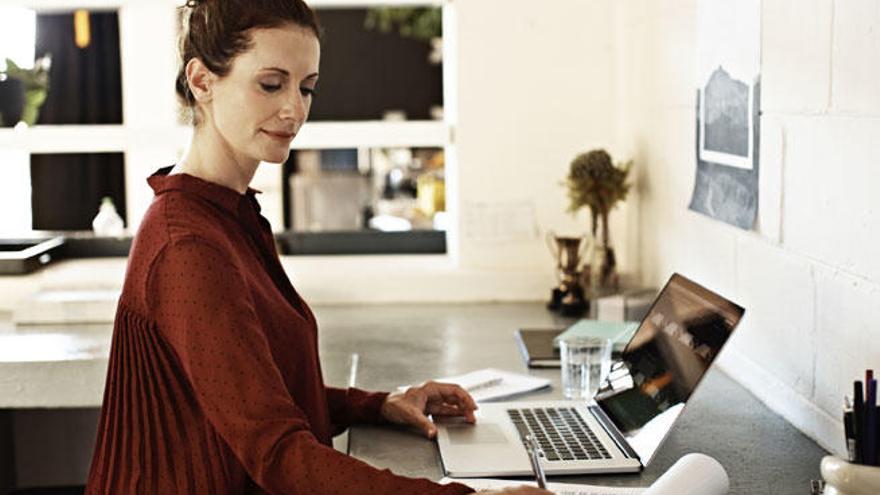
[[439, 477, 644, 495], [440, 453, 727, 495], [399, 368, 551, 402], [642, 453, 728, 495]]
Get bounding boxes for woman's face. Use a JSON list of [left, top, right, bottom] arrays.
[[205, 24, 320, 165]]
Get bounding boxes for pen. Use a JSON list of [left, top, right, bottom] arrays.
[[876, 404, 880, 467], [844, 408, 856, 462], [866, 379, 877, 465], [525, 435, 547, 489], [854, 381, 864, 463]]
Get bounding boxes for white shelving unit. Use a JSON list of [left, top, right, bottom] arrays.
[[0, 0, 450, 234], [0, 121, 446, 153], [7, 0, 443, 11]]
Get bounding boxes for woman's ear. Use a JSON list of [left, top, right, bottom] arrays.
[[185, 58, 214, 104]]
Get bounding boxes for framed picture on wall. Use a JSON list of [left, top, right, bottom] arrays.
[[689, 0, 761, 230]]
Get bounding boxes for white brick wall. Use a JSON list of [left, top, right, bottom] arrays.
[[761, 0, 833, 113], [814, 267, 880, 414], [783, 117, 880, 281], [831, 0, 880, 114], [616, 0, 880, 454]]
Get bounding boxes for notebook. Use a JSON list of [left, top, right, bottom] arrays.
[[552, 320, 640, 352], [514, 328, 564, 368]]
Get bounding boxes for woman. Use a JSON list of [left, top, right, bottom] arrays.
[[85, 1, 549, 493]]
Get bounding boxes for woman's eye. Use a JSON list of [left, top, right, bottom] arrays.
[[260, 82, 282, 93], [300, 87, 316, 97]]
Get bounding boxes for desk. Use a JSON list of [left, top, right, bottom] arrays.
[[315, 303, 828, 495], [0, 302, 827, 493]]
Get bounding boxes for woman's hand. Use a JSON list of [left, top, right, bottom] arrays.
[[380, 381, 478, 438]]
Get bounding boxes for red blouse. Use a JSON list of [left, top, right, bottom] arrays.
[[85, 167, 473, 494]]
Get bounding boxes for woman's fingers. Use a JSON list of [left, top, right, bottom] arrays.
[[381, 381, 480, 437], [426, 401, 477, 422], [422, 381, 478, 411], [403, 403, 438, 438]]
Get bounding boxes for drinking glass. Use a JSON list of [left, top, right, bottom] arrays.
[[559, 336, 613, 400]]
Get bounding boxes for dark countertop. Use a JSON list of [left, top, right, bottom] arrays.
[[314, 302, 828, 495]]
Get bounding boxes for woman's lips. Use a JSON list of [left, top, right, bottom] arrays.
[[262, 129, 295, 140]]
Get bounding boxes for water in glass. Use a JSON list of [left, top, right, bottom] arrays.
[[560, 336, 612, 400]]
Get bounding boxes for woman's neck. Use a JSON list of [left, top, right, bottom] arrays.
[[172, 125, 258, 194]]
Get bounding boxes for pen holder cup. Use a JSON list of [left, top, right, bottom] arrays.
[[821, 456, 880, 495]]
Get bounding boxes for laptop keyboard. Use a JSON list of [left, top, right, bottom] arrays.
[[507, 407, 611, 462]]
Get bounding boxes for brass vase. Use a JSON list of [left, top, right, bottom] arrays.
[[545, 231, 590, 316]]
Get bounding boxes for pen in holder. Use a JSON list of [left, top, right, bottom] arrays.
[[821, 456, 880, 495]]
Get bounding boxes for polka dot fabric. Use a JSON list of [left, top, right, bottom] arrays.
[[85, 166, 474, 494]]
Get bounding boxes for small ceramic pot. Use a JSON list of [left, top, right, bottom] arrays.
[[821, 455, 880, 495]]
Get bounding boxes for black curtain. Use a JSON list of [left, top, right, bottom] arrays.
[[31, 153, 126, 231], [35, 11, 122, 124], [30, 12, 125, 231], [309, 9, 442, 121]]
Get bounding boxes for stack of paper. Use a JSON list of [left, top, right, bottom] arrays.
[[400, 368, 551, 402], [440, 477, 644, 495], [440, 452, 729, 495]]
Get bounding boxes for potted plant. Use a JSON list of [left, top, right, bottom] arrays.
[[365, 7, 443, 64], [563, 149, 632, 290], [0, 55, 51, 127], [365, 7, 441, 43]]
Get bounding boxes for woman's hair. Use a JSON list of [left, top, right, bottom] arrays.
[[176, 0, 321, 126]]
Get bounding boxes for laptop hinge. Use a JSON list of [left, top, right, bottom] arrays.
[[588, 405, 641, 462]]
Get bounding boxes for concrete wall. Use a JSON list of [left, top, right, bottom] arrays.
[[613, 0, 880, 454], [451, 0, 630, 272]]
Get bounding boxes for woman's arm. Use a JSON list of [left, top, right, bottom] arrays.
[[148, 237, 473, 495], [325, 386, 389, 434], [325, 380, 479, 438]]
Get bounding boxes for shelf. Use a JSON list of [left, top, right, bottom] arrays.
[[294, 120, 447, 149], [308, 0, 443, 7], [0, 125, 129, 153], [7, 0, 443, 12], [0, 120, 447, 154]]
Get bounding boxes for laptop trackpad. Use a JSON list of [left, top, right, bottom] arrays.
[[445, 424, 510, 445]]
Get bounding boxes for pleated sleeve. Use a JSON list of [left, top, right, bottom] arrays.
[[146, 236, 473, 495]]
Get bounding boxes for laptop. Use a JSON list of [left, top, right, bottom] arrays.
[[436, 273, 745, 477]]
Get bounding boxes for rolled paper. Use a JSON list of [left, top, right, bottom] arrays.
[[643, 453, 729, 495]]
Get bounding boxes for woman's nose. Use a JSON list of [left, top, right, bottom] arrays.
[[279, 91, 307, 123]]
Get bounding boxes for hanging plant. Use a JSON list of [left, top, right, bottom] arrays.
[[364, 7, 442, 43]]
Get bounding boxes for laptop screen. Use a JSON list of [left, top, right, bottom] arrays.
[[594, 273, 744, 464]]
